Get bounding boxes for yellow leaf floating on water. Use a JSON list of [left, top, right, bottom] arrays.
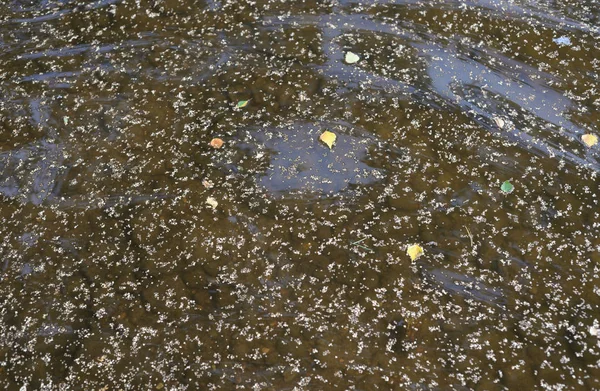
[[582, 134, 598, 147], [345, 51, 360, 64], [206, 197, 218, 209], [407, 244, 424, 261], [319, 130, 336, 150]]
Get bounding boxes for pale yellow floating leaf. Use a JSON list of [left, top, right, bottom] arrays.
[[582, 134, 598, 147], [206, 197, 218, 209], [319, 130, 336, 149], [407, 244, 424, 261], [345, 51, 360, 64], [493, 116, 505, 129]]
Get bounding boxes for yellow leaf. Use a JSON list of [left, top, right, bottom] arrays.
[[319, 130, 336, 149], [206, 197, 218, 209], [345, 51, 360, 64], [407, 244, 423, 261], [582, 134, 598, 147]]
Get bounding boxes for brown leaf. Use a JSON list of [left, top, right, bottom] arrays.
[[210, 138, 224, 149]]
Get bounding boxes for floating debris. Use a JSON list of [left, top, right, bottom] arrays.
[[493, 116, 505, 129], [344, 51, 360, 64], [319, 130, 337, 150], [582, 134, 598, 147], [553, 36, 572, 46], [2, 1, 599, 389], [407, 244, 424, 261], [205, 196, 218, 209], [500, 180, 514, 194], [210, 138, 224, 149], [237, 99, 250, 108]]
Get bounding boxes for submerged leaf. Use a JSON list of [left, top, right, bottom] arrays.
[[582, 134, 598, 147], [237, 100, 250, 108], [500, 180, 514, 194], [407, 244, 423, 261], [345, 51, 360, 64], [319, 130, 337, 149]]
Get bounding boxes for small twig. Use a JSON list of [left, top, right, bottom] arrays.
[[355, 244, 374, 252], [465, 226, 474, 248], [350, 237, 374, 252]]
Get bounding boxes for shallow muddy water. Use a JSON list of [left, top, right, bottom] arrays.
[[1, 0, 600, 389]]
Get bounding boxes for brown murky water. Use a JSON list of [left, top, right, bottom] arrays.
[[1, 0, 600, 389]]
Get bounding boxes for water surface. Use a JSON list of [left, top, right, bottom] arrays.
[[1, 0, 600, 389]]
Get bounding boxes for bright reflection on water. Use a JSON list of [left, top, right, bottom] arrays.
[[1, 0, 600, 389]]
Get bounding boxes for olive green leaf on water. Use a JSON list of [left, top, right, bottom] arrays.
[[237, 100, 250, 108], [500, 180, 514, 194]]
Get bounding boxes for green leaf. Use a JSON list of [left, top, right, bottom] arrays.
[[500, 180, 514, 194], [237, 100, 250, 108]]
